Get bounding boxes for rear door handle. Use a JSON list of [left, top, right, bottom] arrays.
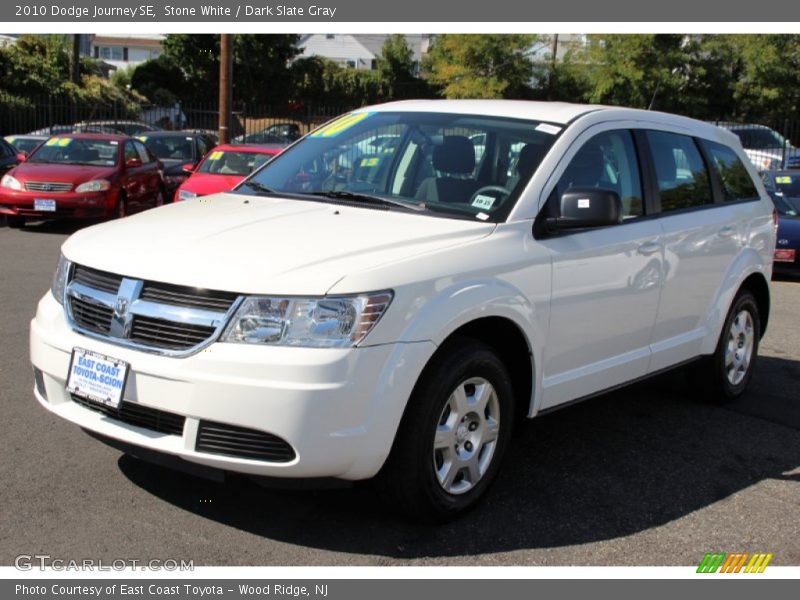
[[637, 241, 661, 256], [718, 226, 737, 238]]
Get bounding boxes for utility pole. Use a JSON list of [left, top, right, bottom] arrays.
[[548, 34, 559, 100], [218, 34, 233, 144], [71, 34, 81, 85]]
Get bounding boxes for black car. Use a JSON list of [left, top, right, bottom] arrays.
[[763, 171, 800, 276], [138, 131, 217, 199], [234, 123, 302, 145], [0, 138, 23, 176]]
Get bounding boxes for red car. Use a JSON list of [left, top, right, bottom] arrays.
[[0, 134, 165, 227], [174, 144, 284, 202]]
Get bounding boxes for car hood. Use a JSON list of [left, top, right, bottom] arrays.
[[62, 193, 494, 295], [12, 162, 117, 183], [182, 173, 244, 196]]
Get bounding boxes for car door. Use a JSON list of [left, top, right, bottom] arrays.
[[0, 140, 17, 174], [121, 139, 148, 211], [642, 130, 748, 372], [133, 139, 162, 206], [537, 128, 664, 409]]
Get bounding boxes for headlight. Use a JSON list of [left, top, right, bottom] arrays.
[[75, 179, 110, 193], [177, 190, 197, 202], [51, 254, 71, 306], [1, 174, 21, 190], [221, 291, 393, 347]]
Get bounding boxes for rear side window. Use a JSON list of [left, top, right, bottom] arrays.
[[701, 140, 759, 202], [646, 131, 712, 212]]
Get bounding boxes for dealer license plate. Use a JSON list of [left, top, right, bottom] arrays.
[[774, 248, 796, 263], [34, 199, 56, 212], [66, 348, 129, 409]]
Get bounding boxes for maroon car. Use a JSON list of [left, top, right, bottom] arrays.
[[0, 134, 165, 227]]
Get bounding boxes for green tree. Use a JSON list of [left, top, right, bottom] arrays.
[[580, 34, 694, 112], [424, 34, 537, 99], [130, 55, 187, 105], [375, 34, 416, 99], [161, 34, 300, 105]]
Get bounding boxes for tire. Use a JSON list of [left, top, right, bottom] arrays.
[[6, 216, 24, 228], [688, 290, 760, 404], [114, 193, 127, 219], [376, 338, 515, 522]]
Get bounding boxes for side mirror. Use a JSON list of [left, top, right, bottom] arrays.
[[125, 157, 142, 168], [548, 188, 622, 230], [182, 164, 195, 174], [15, 152, 27, 163]]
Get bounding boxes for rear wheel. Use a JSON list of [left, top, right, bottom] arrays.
[[6, 216, 24, 228], [688, 290, 760, 403], [377, 339, 514, 522]]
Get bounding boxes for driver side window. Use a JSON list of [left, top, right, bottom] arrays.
[[555, 130, 644, 219]]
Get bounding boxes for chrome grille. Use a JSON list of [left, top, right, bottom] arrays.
[[140, 281, 237, 312], [72, 264, 122, 294], [66, 263, 241, 355], [196, 420, 296, 462], [24, 181, 72, 192], [70, 296, 113, 334], [130, 316, 216, 350]]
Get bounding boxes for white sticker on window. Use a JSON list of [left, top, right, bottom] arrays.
[[475, 212, 490, 221], [472, 194, 496, 210], [578, 198, 591, 208], [535, 123, 562, 135]]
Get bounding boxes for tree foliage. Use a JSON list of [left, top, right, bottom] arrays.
[[424, 34, 538, 99]]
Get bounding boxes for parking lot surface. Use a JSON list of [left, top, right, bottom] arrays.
[[1, 221, 798, 566]]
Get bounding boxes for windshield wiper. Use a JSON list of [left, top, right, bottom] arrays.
[[310, 190, 426, 211], [241, 181, 277, 195]]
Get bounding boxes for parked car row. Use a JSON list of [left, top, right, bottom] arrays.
[[0, 129, 287, 226], [716, 123, 800, 172]]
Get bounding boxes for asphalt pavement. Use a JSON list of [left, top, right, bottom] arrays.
[[1, 220, 798, 567]]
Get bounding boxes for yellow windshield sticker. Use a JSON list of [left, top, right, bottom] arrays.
[[775, 176, 792, 184], [137, 136, 148, 142], [359, 157, 379, 167], [311, 112, 374, 138], [6, 137, 15, 144], [208, 151, 224, 161], [46, 138, 72, 147]]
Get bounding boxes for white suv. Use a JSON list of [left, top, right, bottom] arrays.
[[30, 101, 776, 520]]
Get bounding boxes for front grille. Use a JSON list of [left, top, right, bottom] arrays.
[[140, 281, 238, 312], [196, 420, 296, 462], [24, 181, 73, 192], [71, 393, 185, 436], [72, 264, 123, 294], [70, 296, 113, 334], [66, 263, 240, 355], [130, 316, 216, 350]]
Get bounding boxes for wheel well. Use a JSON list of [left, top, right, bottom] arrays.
[[444, 317, 533, 423], [740, 273, 770, 337]]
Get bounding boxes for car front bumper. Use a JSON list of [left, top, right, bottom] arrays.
[[0, 188, 115, 219], [30, 292, 435, 481]]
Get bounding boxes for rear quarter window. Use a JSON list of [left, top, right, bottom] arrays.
[[701, 140, 760, 202]]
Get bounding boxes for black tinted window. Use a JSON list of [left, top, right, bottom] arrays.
[[703, 140, 759, 201], [647, 131, 712, 212]]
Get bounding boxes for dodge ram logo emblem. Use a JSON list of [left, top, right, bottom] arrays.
[[114, 297, 128, 318]]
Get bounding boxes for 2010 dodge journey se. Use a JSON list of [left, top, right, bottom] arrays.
[[30, 101, 776, 520]]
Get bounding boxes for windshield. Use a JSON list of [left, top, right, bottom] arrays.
[[198, 150, 275, 176], [141, 135, 194, 160], [27, 138, 119, 166], [731, 128, 787, 150], [239, 111, 560, 221], [771, 174, 800, 198]]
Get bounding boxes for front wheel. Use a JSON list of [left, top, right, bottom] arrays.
[[377, 339, 515, 521], [6, 216, 25, 228], [688, 290, 761, 403]]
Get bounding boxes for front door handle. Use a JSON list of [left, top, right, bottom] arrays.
[[718, 226, 737, 238], [637, 241, 661, 256]]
